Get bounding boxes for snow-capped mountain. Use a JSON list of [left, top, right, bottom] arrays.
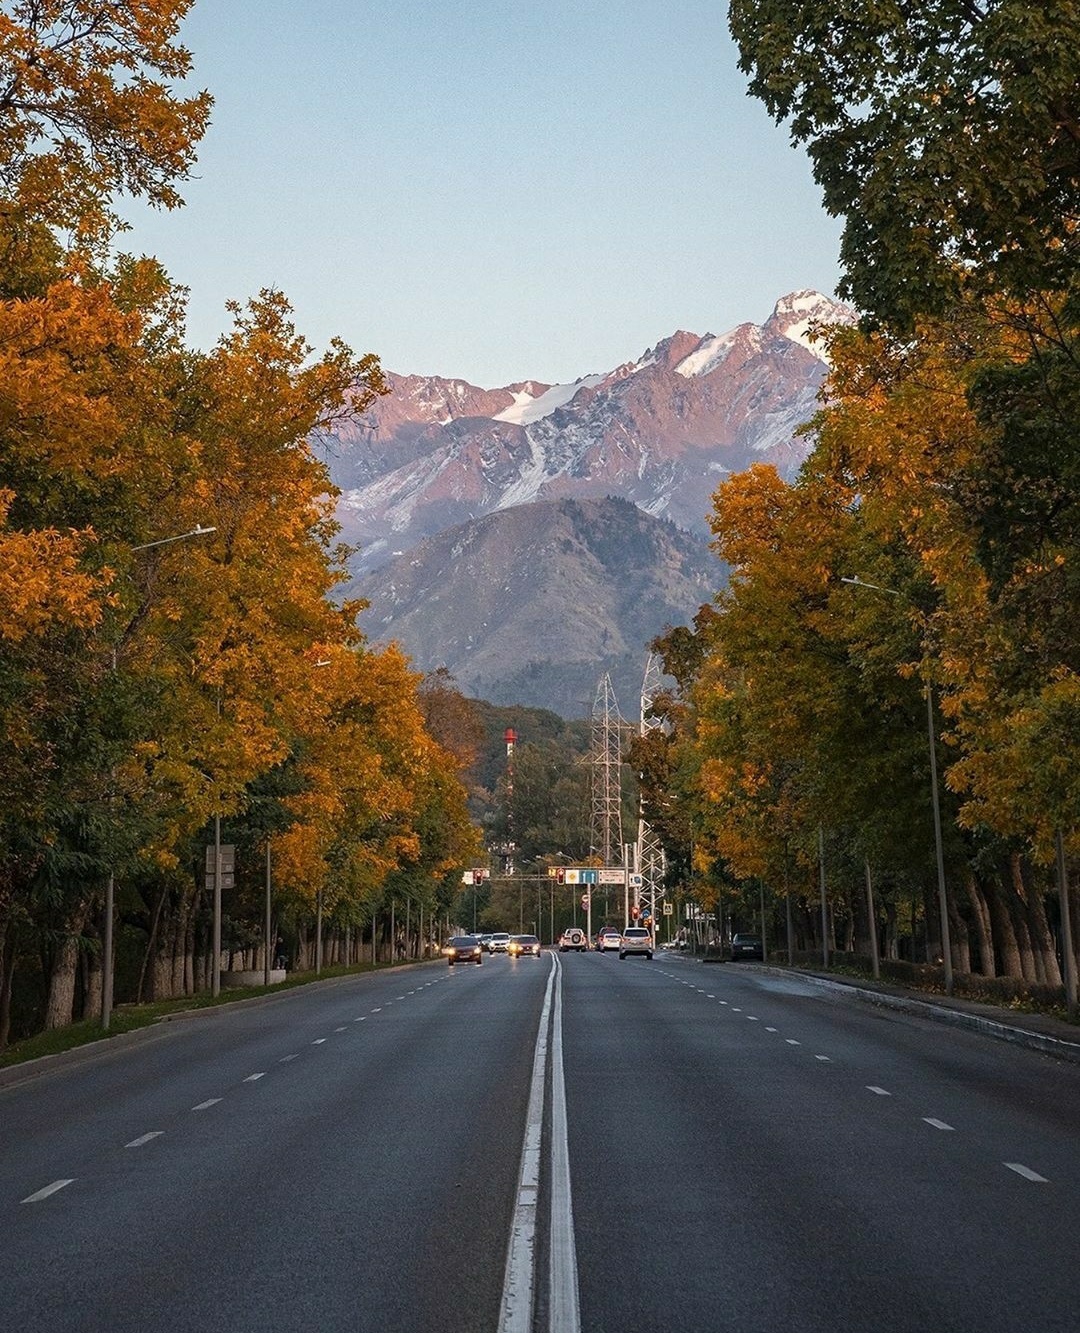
[[321, 290, 853, 575]]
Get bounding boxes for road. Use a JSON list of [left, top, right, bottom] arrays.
[[2, 949, 1079, 1332]]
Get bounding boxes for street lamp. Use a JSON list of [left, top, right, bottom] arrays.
[[841, 575, 953, 994], [102, 522, 216, 1030]]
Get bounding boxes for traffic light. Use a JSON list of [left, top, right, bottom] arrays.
[[556, 867, 565, 883]]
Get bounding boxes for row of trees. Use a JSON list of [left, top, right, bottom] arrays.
[[638, 2, 1080, 999], [0, 2, 479, 1042]]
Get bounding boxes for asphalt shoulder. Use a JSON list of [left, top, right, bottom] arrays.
[[693, 956, 1080, 1065]]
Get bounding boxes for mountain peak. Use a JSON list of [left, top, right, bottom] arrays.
[[764, 290, 855, 361]]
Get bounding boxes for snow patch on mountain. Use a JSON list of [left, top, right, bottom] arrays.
[[493, 375, 602, 425], [675, 332, 737, 378]]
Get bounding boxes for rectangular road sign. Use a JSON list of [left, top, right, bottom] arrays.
[[598, 869, 625, 885], [205, 845, 235, 873]]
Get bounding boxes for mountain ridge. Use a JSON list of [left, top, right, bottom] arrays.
[[322, 289, 852, 576]]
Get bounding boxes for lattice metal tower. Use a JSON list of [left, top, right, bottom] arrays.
[[589, 672, 625, 865], [636, 652, 668, 927]]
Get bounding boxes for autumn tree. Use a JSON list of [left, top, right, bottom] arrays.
[[0, 0, 212, 232]]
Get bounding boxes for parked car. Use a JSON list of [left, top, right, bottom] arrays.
[[488, 932, 512, 953], [596, 927, 621, 952], [443, 935, 484, 966], [619, 926, 653, 959], [559, 927, 587, 952], [508, 934, 541, 958], [731, 932, 764, 961]]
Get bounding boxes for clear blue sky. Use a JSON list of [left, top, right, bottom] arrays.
[[120, 0, 844, 388]]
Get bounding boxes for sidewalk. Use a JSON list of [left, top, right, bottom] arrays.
[[705, 957, 1080, 1065]]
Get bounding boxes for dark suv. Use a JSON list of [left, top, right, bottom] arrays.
[[731, 933, 763, 961]]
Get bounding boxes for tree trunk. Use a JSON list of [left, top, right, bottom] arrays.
[[0, 916, 15, 1047], [44, 900, 90, 1030], [137, 884, 169, 1003], [1013, 855, 1061, 987], [947, 891, 970, 975], [986, 878, 1023, 979], [84, 932, 103, 1019], [963, 872, 995, 977]]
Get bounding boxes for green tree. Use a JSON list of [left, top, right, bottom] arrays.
[[728, 0, 1080, 323]]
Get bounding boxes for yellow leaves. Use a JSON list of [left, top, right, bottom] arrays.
[[0, 0, 212, 229], [0, 489, 108, 640]]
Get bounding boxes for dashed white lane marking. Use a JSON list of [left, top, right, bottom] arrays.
[[335, 1026, 347, 1032], [312, 1039, 326, 1045], [923, 1118, 955, 1131], [747, 1016, 759, 1022], [371, 1007, 382, 1013], [1005, 1162, 1048, 1182], [193, 1099, 222, 1111], [22, 1180, 73, 1203], [244, 1073, 266, 1082], [354, 1017, 366, 1022], [706, 994, 716, 999], [785, 1039, 801, 1046], [125, 1132, 163, 1148], [279, 1054, 298, 1062], [815, 1055, 831, 1062], [867, 1086, 891, 1096], [719, 1001, 728, 1006], [765, 1026, 778, 1032], [732, 1007, 742, 1012]]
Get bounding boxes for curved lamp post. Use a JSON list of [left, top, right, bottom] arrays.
[[841, 576, 953, 995]]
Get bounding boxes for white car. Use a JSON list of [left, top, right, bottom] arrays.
[[559, 927, 587, 952], [488, 932, 511, 953], [619, 927, 653, 959]]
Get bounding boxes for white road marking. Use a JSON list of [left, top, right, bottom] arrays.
[[279, 1054, 298, 1062], [244, 1073, 266, 1082], [815, 1055, 830, 1062], [747, 1016, 759, 1022], [786, 1039, 801, 1046], [706, 994, 715, 999], [335, 1026, 346, 1032], [719, 1001, 728, 1006], [354, 1017, 366, 1022], [765, 1026, 778, 1032], [499, 952, 556, 1333], [371, 1007, 382, 1012], [125, 1132, 163, 1147], [1005, 1162, 1048, 1182], [923, 1118, 954, 1131], [311, 1040, 326, 1046], [22, 1180, 73, 1203], [192, 1099, 222, 1111], [732, 1007, 742, 1012], [867, 1086, 891, 1096], [549, 953, 581, 1333]]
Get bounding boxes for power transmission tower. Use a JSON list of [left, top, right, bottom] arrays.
[[589, 672, 625, 866], [636, 652, 668, 931]]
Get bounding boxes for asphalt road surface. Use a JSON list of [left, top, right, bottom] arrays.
[[3, 949, 1079, 1332]]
